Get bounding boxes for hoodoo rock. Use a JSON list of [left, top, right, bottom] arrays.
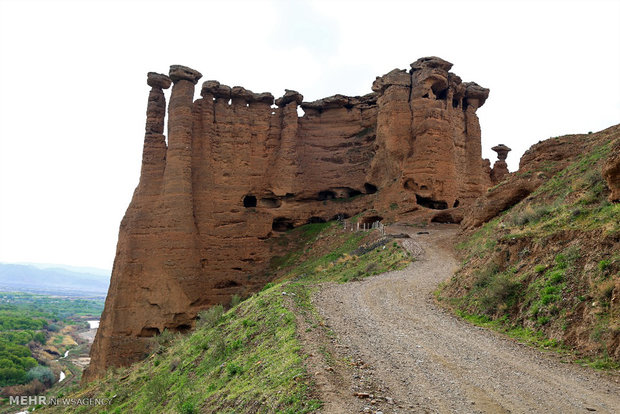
[[85, 58, 496, 380], [490, 144, 511, 184]]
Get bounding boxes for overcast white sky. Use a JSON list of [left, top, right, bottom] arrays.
[[0, 0, 618, 270]]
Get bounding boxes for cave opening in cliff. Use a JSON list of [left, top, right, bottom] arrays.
[[404, 179, 417, 191], [435, 88, 448, 100], [452, 98, 460, 108], [431, 212, 462, 224], [347, 188, 362, 197], [243, 195, 257, 207], [260, 197, 281, 208], [364, 183, 378, 194], [415, 194, 448, 210], [463, 99, 470, 111], [172, 324, 191, 333], [272, 217, 294, 232], [318, 190, 336, 201], [361, 215, 383, 225], [307, 216, 326, 224], [453, 199, 460, 207], [138, 327, 160, 337]]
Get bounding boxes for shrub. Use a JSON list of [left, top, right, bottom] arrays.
[[155, 329, 175, 348], [230, 295, 242, 308], [179, 400, 197, 414], [598, 259, 610, 272], [479, 273, 520, 315], [226, 363, 243, 377], [169, 357, 181, 372], [196, 305, 224, 329], [26, 366, 54, 387], [547, 269, 564, 284]]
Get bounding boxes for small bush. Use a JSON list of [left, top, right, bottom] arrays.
[[155, 329, 175, 348], [179, 400, 197, 414], [226, 363, 243, 377], [230, 295, 242, 308], [196, 305, 224, 329], [26, 366, 54, 387], [169, 357, 181, 372], [211, 336, 226, 359], [510, 205, 552, 226], [547, 269, 564, 284], [478, 274, 520, 315], [534, 264, 546, 273], [598, 259, 610, 272]]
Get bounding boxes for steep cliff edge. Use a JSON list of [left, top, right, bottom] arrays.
[[85, 57, 494, 380]]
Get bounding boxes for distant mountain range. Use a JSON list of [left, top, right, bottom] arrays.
[[0, 263, 110, 297]]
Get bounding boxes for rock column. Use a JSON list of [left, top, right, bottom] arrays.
[[271, 90, 303, 195], [159, 65, 204, 297], [490, 144, 511, 184], [139, 72, 171, 195]]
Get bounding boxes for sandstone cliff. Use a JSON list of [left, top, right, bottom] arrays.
[[85, 57, 492, 380]]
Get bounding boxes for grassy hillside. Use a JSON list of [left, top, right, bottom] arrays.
[[38, 222, 410, 413], [438, 131, 619, 367]]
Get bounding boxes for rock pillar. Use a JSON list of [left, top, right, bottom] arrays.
[[490, 144, 511, 184]]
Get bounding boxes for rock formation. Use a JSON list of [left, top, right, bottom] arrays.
[[462, 126, 620, 229], [490, 144, 511, 184], [85, 57, 492, 380]]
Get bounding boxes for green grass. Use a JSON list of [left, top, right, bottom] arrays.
[[47, 222, 412, 413], [439, 133, 620, 367], [60, 286, 321, 414]]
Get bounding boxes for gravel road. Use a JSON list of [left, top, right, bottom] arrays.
[[314, 224, 620, 414]]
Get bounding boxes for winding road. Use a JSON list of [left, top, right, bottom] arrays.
[[313, 224, 620, 413]]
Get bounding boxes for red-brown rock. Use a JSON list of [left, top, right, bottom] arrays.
[[84, 58, 493, 380]]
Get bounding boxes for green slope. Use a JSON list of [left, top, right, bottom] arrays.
[[438, 130, 619, 368], [38, 222, 410, 413]]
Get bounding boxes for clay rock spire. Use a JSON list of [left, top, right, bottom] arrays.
[[145, 72, 172, 134], [490, 144, 511, 183], [138, 72, 172, 194]]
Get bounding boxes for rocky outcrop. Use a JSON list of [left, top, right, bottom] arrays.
[[368, 57, 490, 211], [602, 139, 620, 202], [462, 125, 620, 229], [85, 57, 492, 380], [490, 144, 511, 184]]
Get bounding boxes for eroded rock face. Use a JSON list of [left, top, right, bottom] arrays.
[[84, 58, 492, 380]]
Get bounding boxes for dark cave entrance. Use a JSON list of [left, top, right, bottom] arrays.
[[138, 327, 160, 337], [361, 215, 383, 225], [364, 183, 378, 194], [318, 190, 336, 201], [272, 217, 294, 232], [243, 195, 257, 207], [415, 194, 448, 210]]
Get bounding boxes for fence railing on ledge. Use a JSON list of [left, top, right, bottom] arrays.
[[342, 220, 385, 235]]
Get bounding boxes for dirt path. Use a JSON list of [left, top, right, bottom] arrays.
[[313, 224, 620, 414]]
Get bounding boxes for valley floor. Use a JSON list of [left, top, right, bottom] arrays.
[[312, 224, 620, 413]]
